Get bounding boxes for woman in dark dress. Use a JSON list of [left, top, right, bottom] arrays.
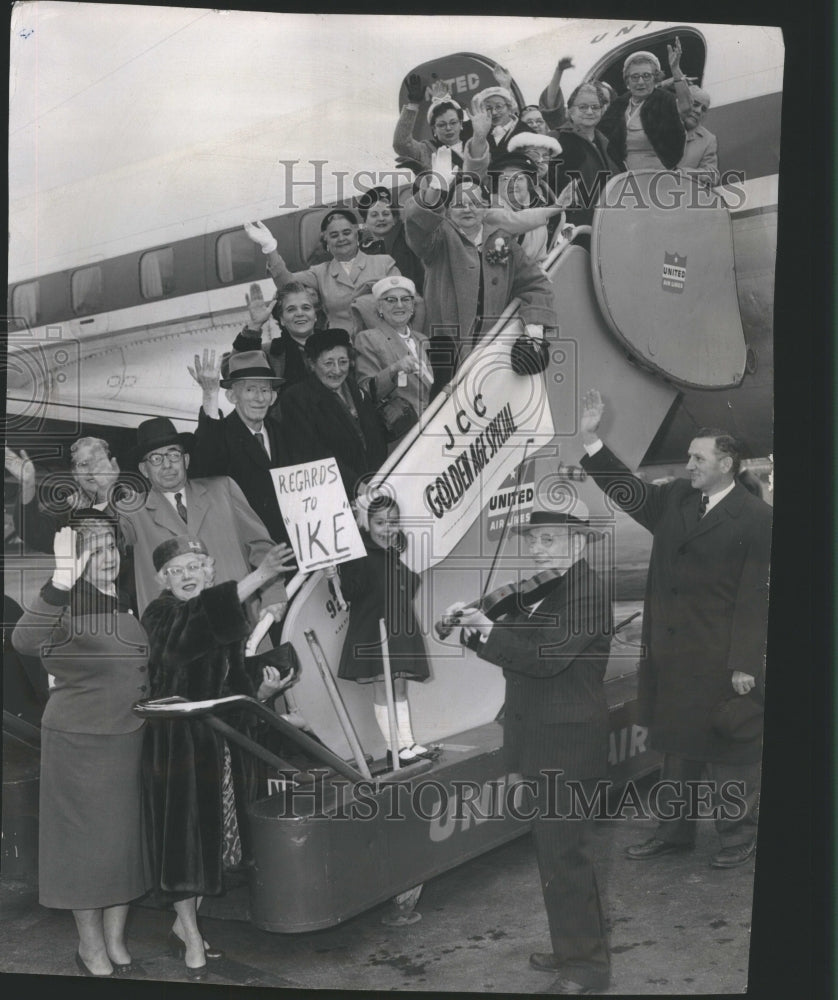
[[280, 328, 388, 500], [141, 535, 294, 979], [338, 496, 433, 765], [12, 511, 149, 978]]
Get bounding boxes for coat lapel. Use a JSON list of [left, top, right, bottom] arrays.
[[184, 479, 211, 537], [145, 489, 182, 534], [229, 409, 271, 469], [683, 484, 746, 542]]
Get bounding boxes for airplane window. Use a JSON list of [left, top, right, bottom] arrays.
[[593, 30, 706, 98], [217, 231, 257, 283], [71, 266, 103, 316], [299, 209, 331, 264], [140, 247, 175, 298], [11, 281, 40, 328]]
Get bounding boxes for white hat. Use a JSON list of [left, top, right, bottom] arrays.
[[623, 50, 661, 73], [475, 86, 515, 107], [426, 94, 465, 125], [508, 132, 562, 156], [371, 275, 417, 301]]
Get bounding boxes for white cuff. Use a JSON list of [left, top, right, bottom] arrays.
[[584, 439, 603, 456]]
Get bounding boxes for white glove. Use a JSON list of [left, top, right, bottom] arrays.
[[524, 324, 544, 340], [243, 221, 278, 255], [52, 526, 90, 591]]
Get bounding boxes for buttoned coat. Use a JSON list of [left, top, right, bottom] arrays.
[[280, 374, 388, 498], [677, 126, 719, 185], [353, 324, 433, 431], [581, 445, 772, 763], [116, 475, 285, 616], [188, 408, 291, 544], [476, 557, 613, 780], [404, 196, 557, 365], [265, 250, 398, 337]]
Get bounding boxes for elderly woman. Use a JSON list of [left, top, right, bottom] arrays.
[[473, 85, 533, 163], [405, 168, 557, 388], [393, 75, 490, 177], [354, 186, 425, 292], [550, 82, 622, 226], [141, 536, 294, 979], [354, 275, 434, 450], [228, 280, 321, 395], [488, 150, 565, 264], [280, 328, 388, 498], [244, 210, 398, 339], [12, 512, 150, 978], [598, 51, 686, 171]]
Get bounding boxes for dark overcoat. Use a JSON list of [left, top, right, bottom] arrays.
[[337, 535, 430, 683], [476, 558, 613, 780], [551, 126, 621, 224], [141, 581, 263, 897], [582, 445, 772, 763], [280, 374, 388, 498], [189, 407, 291, 544], [597, 88, 686, 170]]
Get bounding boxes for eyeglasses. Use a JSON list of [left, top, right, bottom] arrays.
[[627, 72, 654, 83], [144, 449, 185, 466], [525, 532, 569, 548], [381, 295, 414, 305], [572, 104, 602, 113], [163, 561, 206, 579], [524, 116, 546, 126]]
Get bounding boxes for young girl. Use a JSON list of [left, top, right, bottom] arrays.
[[338, 495, 433, 765]]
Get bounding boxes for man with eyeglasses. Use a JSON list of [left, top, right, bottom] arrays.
[[187, 350, 291, 545], [598, 48, 685, 172], [441, 500, 613, 995], [117, 417, 289, 619]]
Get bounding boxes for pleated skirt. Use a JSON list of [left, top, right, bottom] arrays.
[[39, 725, 150, 909]]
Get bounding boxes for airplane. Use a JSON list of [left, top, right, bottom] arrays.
[[4, 15, 780, 930]]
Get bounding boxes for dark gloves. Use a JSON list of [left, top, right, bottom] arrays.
[[405, 73, 424, 104]]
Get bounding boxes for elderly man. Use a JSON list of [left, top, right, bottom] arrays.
[[580, 389, 771, 869], [116, 417, 289, 618], [6, 439, 120, 551], [443, 501, 612, 995], [676, 85, 719, 186], [188, 349, 290, 544], [405, 169, 557, 390]]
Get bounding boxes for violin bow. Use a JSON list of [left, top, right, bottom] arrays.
[[479, 437, 535, 602]]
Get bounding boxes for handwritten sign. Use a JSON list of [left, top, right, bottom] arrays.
[[271, 459, 365, 573]]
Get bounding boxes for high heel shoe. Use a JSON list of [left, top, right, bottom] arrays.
[[168, 929, 225, 961], [167, 933, 208, 980], [75, 951, 113, 978], [111, 959, 144, 977]]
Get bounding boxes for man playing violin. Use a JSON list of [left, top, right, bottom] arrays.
[[443, 500, 612, 996]]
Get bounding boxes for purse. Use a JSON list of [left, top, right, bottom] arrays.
[[369, 379, 420, 442]]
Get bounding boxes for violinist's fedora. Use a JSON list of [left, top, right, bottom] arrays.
[[513, 500, 605, 539]]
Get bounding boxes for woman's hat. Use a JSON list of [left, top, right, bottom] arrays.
[[320, 207, 359, 231], [427, 95, 465, 125], [508, 132, 562, 156], [475, 86, 515, 107], [132, 417, 194, 465], [512, 500, 605, 539], [488, 152, 540, 178], [623, 50, 661, 73], [219, 350, 284, 388], [371, 275, 417, 301], [357, 186, 393, 215], [152, 535, 209, 573]]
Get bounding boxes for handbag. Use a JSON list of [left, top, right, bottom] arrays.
[[369, 379, 420, 443]]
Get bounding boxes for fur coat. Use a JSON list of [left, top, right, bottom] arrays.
[[598, 88, 686, 170], [141, 581, 263, 897]]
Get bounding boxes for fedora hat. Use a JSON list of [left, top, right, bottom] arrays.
[[131, 417, 193, 466], [512, 500, 605, 539], [709, 690, 764, 743], [219, 350, 285, 388]]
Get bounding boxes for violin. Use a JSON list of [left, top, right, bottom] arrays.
[[434, 568, 566, 641]]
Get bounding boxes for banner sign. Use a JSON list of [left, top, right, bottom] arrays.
[[272, 459, 365, 573], [374, 323, 555, 573]]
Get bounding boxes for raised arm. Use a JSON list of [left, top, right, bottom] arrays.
[[243, 221, 318, 295]]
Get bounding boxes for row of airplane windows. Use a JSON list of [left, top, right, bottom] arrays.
[[10, 228, 262, 329]]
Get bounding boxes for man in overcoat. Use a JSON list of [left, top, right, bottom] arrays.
[[444, 501, 613, 995], [579, 389, 772, 869], [187, 350, 290, 544], [116, 417, 288, 619]]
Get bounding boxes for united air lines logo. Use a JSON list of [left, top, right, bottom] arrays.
[[661, 252, 687, 293]]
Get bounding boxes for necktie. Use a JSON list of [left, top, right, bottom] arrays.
[[174, 491, 187, 524], [253, 431, 269, 459], [697, 494, 709, 520]]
